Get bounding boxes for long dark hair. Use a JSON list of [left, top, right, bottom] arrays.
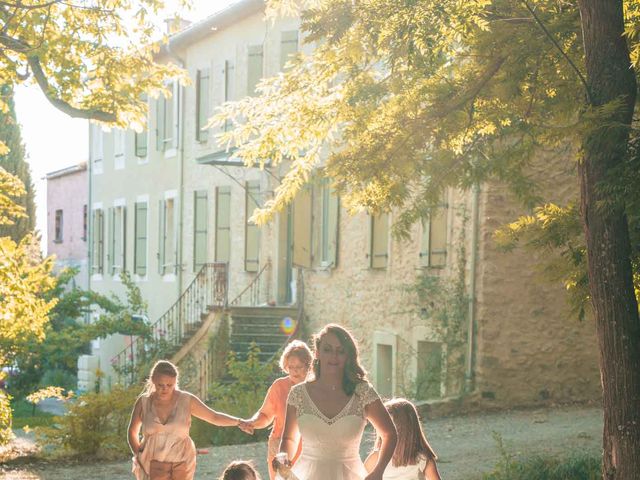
[[376, 398, 437, 467], [311, 324, 367, 395]]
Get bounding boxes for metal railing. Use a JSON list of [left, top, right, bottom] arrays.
[[230, 260, 271, 306], [111, 263, 228, 386]]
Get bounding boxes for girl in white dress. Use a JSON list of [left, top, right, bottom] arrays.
[[364, 398, 442, 480], [274, 324, 398, 480]]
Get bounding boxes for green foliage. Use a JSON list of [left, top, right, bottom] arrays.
[[480, 432, 600, 480], [35, 386, 139, 459], [191, 344, 273, 447], [0, 85, 34, 242], [9, 397, 54, 430], [0, 389, 12, 445]]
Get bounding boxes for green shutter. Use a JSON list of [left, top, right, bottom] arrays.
[[320, 179, 339, 267], [134, 202, 148, 276], [193, 190, 208, 270], [245, 181, 261, 272], [158, 200, 166, 274], [292, 187, 312, 268], [196, 69, 210, 142], [370, 212, 389, 269], [156, 96, 165, 151], [215, 186, 231, 263], [280, 30, 299, 70], [247, 45, 264, 96], [108, 207, 115, 274]]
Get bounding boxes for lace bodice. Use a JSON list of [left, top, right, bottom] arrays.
[[287, 381, 380, 424], [284, 381, 381, 479]]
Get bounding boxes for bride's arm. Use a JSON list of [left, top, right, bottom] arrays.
[[364, 399, 397, 480], [277, 404, 299, 462]]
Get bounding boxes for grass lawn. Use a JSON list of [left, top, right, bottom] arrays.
[[11, 398, 55, 429]]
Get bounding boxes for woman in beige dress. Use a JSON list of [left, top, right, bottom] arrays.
[[128, 360, 250, 480]]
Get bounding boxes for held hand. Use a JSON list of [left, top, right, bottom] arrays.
[[238, 420, 255, 435], [271, 454, 292, 475]]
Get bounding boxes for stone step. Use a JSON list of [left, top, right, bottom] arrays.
[[228, 306, 298, 318]]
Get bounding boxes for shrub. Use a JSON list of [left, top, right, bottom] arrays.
[[0, 390, 12, 445], [191, 344, 276, 447], [35, 385, 139, 459], [10, 396, 54, 429], [481, 433, 601, 480], [39, 368, 77, 392]]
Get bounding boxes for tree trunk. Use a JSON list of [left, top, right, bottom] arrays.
[[577, 1, 640, 478]]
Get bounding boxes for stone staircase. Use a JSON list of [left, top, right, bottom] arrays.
[[228, 306, 299, 362]]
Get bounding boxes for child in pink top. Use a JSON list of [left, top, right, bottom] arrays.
[[242, 340, 312, 480]]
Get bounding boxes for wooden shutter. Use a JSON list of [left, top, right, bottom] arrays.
[[420, 203, 448, 267], [134, 202, 147, 276], [158, 199, 166, 274], [196, 69, 210, 142], [108, 207, 115, 274], [215, 186, 231, 263], [156, 96, 165, 151], [321, 180, 339, 267], [292, 187, 312, 268], [247, 45, 264, 96], [370, 212, 389, 269], [280, 30, 299, 70], [193, 190, 208, 270], [245, 181, 261, 272]]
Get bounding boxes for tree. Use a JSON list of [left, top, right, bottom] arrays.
[[0, 85, 35, 241], [215, 0, 640, 477], [0, 0, 187, 142]]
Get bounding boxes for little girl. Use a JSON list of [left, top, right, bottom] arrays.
[[219, 460, 262, 480], [365, 398, 442, 480]]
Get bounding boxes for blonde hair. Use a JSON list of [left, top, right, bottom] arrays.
[[219, 460, 261, 480], [279, 340, 312, 373], [376, 398, 437, 467], [142, 360, 179, 395]]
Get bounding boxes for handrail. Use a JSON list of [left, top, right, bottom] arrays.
[[230, 260, 271, 306], [110, 263, 228, 386]]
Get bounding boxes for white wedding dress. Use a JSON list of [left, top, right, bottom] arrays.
[[283, 381, 381, 480]]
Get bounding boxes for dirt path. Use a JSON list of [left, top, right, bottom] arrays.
[[1, 405, 602, 479]]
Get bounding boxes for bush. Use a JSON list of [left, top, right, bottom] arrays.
[[10, 397, 54, 429], [0, 390, 12, 445], [35, 385, 139, 459], [481, 434, 601, 480], [191, 344, 276, 447]]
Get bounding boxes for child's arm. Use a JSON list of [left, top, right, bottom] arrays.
[[424, 458, 443, 480], [364, 450, 380, 473]]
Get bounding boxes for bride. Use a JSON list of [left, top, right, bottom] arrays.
[[274, 324, 397, 480]]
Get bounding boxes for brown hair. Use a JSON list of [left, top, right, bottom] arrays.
[[142, 360, 179, 395], [376, 398, 437, 467], [311, 324, 367, 395], [279, 340, 313, 373], [219, 460, 261, 480]]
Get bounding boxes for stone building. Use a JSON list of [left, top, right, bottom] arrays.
[[45, 162, 89, 288], [85, 0, 600, 408]]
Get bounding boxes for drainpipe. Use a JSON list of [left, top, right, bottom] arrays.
[[465, 182, 480, 393], [166, 41, 187, 296]]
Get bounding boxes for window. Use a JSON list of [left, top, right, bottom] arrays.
[[159, 197, 177, 275], [193, 190, 208, 271], [420, 203, 448, 267], [280, 30, 299, 70], [91, 208, 104, 274], [108, 205, 126, 275], [91, 125, 103, 174], [114, 129, 125, 169], [215, 186, 231, 263], [156, 82, 178, 152], [416, 341, 443, 400], [54, 209, 63, 243], [245, 181, 260, 272], [369, 212, 389, 269], [196, 69, 210, 142], [223, 60, 235, 131], [82, 205, 87, 241], [373, 331, 396, 397], [292, 187, 312, 268], [134, 202, 148, 276], [247, 45, 263, 96], [319, 179, 339, 267]]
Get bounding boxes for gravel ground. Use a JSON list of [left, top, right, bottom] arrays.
[[0, 405, 602, 479]]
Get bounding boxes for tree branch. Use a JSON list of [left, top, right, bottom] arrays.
[[0, 0, 63, 10]]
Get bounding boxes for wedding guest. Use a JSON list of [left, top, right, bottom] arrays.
[[219, 460, 262, 480], [274, 324, 397, 480], [365, 398, 442, 480], [242, 340, 312, 480], [128, 360, 250, 480]]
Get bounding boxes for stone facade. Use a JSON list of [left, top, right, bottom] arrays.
[[85, 0, 601, 409]]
